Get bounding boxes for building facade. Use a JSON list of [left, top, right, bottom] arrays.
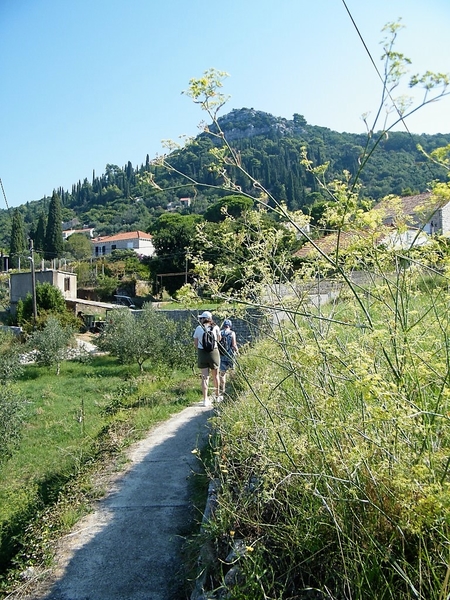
[[9, 269, 78, 314], [92, 231, 155, 257]]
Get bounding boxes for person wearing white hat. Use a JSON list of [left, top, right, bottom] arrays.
[[193, 311, 221, 406]]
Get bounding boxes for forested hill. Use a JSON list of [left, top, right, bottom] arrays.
[[1, 107, 450, 246], [211, 108, 450, 201]]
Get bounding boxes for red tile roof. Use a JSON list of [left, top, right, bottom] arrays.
[[93, 230, 152, 243], [294, 230, 376, 259], [373, 192, 446, 225], [295, 192, 445, 259]]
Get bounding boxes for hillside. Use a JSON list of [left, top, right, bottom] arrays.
[[1, 107, 449, 248]]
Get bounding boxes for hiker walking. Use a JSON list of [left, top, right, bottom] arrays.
[[193, 311, 221, 406], [219, 319, 238, 395]]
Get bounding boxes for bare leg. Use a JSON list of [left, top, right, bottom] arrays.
[[211, 368, 220, 398], [219, 370, 226, 394], [201, 368, 210, 403]]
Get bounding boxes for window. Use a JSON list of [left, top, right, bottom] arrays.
[[64, 277, 70, 292]]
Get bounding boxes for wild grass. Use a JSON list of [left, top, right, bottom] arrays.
[[200, 271, 450, 599], [0, 353, 199, 591]]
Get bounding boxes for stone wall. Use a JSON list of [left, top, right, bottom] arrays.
[[159, 309, 266, 347]]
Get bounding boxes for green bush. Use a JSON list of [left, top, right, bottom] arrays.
[[97, 303, 195, 371], [16, 282, 79, 334], [27, 316, 75, 374], [0, 385, 24, 467], [95, 275, 120, 301], [0, 330, 24, 384]]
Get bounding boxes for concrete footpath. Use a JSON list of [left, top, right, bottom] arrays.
[[15, 403, 213, 600]]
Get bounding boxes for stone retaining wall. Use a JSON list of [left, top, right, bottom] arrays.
[[159, 309, 266, 347]]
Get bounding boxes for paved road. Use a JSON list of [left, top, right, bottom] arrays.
[[16, 403, 213, 600]]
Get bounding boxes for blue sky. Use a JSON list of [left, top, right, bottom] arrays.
[[1, 0, 449, 208]]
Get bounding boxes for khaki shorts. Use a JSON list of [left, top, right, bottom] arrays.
[[197, 348, 220, 370]]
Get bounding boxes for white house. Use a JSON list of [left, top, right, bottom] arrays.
[[62, 227, 95, 240], [375, 192, 450, 236], [381, 227, 430, 250], [92, 230, 155, 258], [295, 192, 450, 259], [167, 197, 192, 212]]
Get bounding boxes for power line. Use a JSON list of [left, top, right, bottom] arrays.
[[341, 0, 437, 182], [341, 0, 412, 133], [0, 178, 11, 215], [341, 0, 384, 85]]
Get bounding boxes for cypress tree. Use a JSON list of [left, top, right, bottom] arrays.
[[28, 223, 36, 243], [35, 213, 46, 254], [9, 208, 27, 269], [126, 161, 133, 181], [44, 192, 63, 260]]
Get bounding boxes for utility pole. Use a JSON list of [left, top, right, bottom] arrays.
[[29, 239, 38, 324]]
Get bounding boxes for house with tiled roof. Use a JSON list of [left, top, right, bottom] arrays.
[[374, 192, 450, 236], [295, 230, 380, 260], [92, 230, 155, 258], [295, 192, 450, 260]]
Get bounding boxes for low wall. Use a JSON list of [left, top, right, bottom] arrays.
[[158, 309, 266, 347]]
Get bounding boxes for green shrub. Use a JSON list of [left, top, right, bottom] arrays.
[[0, 385, 24, 467], [95, 275, 120, 301], [97, 303, 195, 371], [16, 282, 79, 334], [27, 316, 75, 374], [0, 330, 24, 384]]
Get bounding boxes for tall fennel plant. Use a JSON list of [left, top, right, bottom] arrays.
[[165, 24, 450, 600]]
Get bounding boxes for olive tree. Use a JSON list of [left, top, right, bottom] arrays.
[[27, 316, 75, 375], [0, 385, 24, 466], [0, 330, 24, 384], [97, 303, 195, 371], [0, 331, 25, 463]]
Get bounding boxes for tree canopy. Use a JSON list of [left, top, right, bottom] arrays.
[[44, 192, 64, 260], [65, 233, 93, 261], [203, 195, 255, 222], [9, 209, 26, 269], [1, 108, 449, 253]]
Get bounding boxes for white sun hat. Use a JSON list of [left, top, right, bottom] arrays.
[[198, 311, 212, 319]]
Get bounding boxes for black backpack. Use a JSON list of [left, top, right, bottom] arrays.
[[218, 330, 232, 355], [202, 326, 216, 352]]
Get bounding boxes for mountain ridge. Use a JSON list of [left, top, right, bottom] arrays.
[[1, 107, 449, 246]]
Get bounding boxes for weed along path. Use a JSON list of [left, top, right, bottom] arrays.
[[15, 404, 213, 600]]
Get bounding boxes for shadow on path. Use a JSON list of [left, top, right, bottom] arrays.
[[20, 404, 213, 600]]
